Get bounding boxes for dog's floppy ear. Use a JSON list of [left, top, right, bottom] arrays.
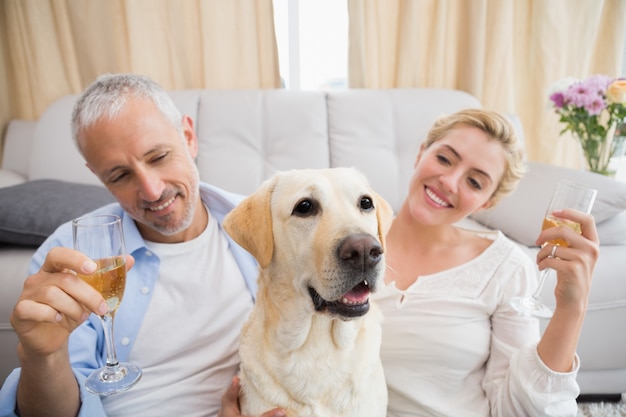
[[223, 179, 275, 268], [373, 191, 394, 251]]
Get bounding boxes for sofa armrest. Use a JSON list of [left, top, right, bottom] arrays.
[[2, 120, 36, 178], [0, 169, 26, 188]]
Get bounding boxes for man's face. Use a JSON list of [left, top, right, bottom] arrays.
[[80, 97, 204, 243]]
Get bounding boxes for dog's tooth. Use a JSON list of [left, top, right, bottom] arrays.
[[364, 280, 368, 286]]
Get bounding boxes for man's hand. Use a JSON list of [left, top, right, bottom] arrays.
[[11, 247, 134, 357], [218, 376, 287, 417]]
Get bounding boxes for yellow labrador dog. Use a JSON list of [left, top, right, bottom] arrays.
[[223, 167, 392, 417]]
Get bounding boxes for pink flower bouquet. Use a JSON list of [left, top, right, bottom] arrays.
[[549, 74, 626, 175]]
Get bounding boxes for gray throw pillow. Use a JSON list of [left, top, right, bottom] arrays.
[[0, 179, 116, 247]]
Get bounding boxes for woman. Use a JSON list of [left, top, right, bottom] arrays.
[[377, 108, 598, 417], [218, 109, 599, 417]]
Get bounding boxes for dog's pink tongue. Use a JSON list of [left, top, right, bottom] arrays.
[[342, 282, 370, 303]]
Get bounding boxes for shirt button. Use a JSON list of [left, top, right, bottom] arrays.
[[121, 337, 130, 346], [140, 287, 150, 295], [145, 250, 153, 257]]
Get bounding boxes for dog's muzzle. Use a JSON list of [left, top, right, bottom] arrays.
[[308, 233, 383, 319]]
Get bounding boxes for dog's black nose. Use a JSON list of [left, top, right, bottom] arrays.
[[337, 233, 383, 270]]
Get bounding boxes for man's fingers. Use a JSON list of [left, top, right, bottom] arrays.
[[14, 275, 102, 324], [13, 299, 64, 324], [218, 376, 243, 417], [22, 267, 108, 319], [261, 409, 287, 417], [126, 254, 135, 271], [225, 376, 241, 402], [40, 246, 97, 275], [218, 376, 287, 417]]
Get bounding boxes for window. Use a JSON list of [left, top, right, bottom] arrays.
[[273, 0, 348, 90], [620, 20, 626, 77]]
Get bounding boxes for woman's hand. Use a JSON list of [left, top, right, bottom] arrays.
[[536, 208, 599, 313], [218, 376, 286, 417]]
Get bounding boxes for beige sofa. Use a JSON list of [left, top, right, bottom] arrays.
[[1, 89, 626, 397]]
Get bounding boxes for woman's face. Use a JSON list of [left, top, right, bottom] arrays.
[[406, 126, 506, 226]]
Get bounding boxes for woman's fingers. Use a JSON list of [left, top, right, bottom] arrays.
[[544, 209, 599, 243], [535, 209, 599, 310]]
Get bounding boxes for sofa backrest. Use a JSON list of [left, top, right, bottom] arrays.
[[326, 89, 481, 212], [18, 88, 482, 212]]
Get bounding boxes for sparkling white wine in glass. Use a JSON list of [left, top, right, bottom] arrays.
[[72, 214, 142, 395], [76, 256, 126, 313], [542, 215, 582, 247], [510, 181, 596, 318]]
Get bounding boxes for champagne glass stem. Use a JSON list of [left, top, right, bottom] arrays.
[[100, 313, 120, 370], [531, 268, 552, 300], [510, 266, 555, 319]]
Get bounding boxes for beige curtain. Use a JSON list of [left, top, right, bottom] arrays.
[[0, 0, 280, 162], [348, 0, 626, 167]]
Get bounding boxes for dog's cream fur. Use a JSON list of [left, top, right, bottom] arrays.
[[223, 167, 392, 417]]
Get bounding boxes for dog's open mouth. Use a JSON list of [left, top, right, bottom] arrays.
[[308, 280, 371, 318]]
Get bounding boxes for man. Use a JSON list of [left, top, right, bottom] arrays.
[[0, 74, 284, 417]]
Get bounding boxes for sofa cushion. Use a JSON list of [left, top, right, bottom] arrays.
[[0, 180, 115, 247], [471, 162, 626, 246], [0, 169, 26, 188], [596, 211, 626, 245], [195, 90, 330, 196]]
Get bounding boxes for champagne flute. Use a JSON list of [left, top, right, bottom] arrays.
[[510, 180, 597, 319], [72, 214, 142, 395]]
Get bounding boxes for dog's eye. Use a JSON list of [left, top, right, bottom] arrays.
[[293, 199, 318, 217], [360, 196, 374, 211]]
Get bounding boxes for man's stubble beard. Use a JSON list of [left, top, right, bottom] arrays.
[[151, 165, 200, 237]]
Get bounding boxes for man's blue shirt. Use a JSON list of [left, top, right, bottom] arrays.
[[0, 182, 257, 417]]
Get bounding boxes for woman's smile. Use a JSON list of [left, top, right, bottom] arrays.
[[424, 186, 451, 208]]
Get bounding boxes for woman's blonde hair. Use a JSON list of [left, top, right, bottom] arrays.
[[423, 108, 526, 206]]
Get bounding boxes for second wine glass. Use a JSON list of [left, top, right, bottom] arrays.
[[510, 180, 597, 319], [72, 214, 142, 395]]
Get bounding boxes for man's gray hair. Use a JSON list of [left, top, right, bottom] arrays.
[[71, 73, 182, 152]]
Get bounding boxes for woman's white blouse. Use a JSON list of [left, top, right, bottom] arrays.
[[374, 230, 580, 417]]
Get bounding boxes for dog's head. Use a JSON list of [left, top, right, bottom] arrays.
[[223, 167, 393, 320]]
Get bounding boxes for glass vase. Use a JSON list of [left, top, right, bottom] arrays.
[[578, 129, 626, 177]]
